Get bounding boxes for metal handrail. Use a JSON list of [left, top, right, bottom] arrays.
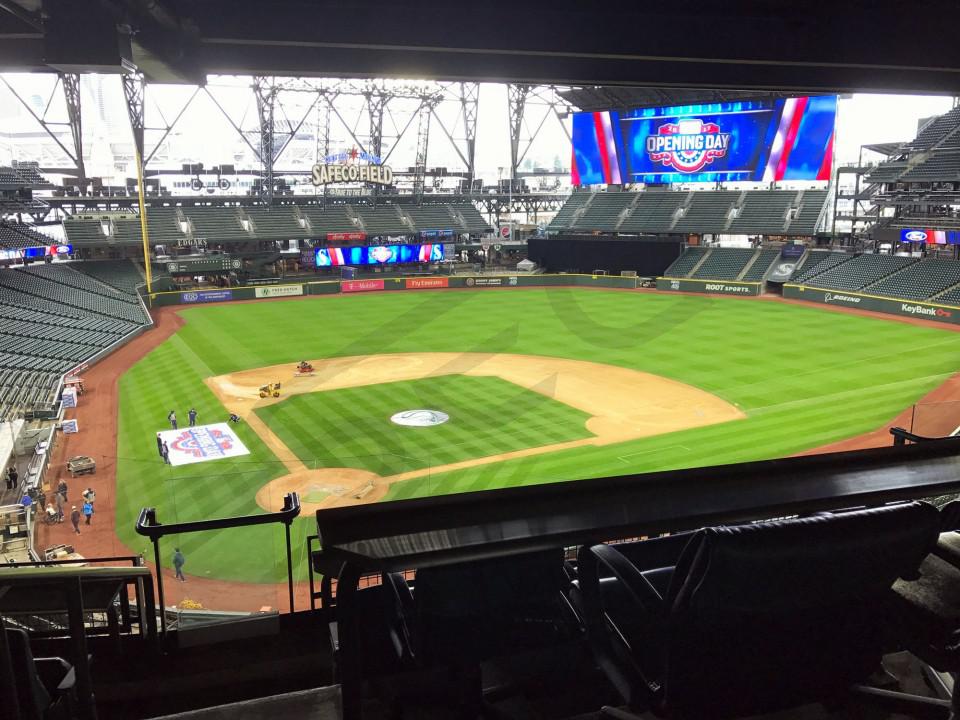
[[136, 492, 300, 634]]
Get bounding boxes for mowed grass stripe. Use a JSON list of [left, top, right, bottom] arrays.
[[255, 375, 594, 475]]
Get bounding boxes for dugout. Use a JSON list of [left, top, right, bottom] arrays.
[[528, 235, 683, 276]]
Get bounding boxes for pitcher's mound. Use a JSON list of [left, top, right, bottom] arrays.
[[256, 468, 382, 513]]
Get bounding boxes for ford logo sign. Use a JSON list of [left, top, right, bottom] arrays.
[[905, 230, 927, 242]]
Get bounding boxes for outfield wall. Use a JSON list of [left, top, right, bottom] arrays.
[[655, 277, 762, 296], [145, 273, 639, 307], [783, 284, 960, 325]]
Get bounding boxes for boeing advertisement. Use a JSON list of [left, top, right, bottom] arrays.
[[572, 96, 837, 185], [315, 243, 444, 267]]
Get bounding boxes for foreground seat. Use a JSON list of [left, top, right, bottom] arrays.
[[364, 549, 574, 716], [576, 502, 940, 719], [6, 627, 77, 720]]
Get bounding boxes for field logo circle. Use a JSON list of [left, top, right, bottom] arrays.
[[390, 409, 450, 427]]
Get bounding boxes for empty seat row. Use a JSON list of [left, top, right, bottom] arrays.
[[550, 190, 829, 236], [792, 251, 853, 283], [72, 260, 145, 294], [662, 246, 708, 277], [690, 247, 756, 280], [804, 254, 918, 292], [741, 246, 782, 281], [868, 258, 960, 301], [0, 269, 144, 322]]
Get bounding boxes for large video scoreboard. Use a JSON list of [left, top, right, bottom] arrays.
[[572, 96, 837, 185]]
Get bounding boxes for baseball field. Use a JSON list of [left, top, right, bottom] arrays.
[[109, 288, 960, 585]]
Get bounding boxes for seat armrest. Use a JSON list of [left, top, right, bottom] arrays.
[[576, 543, 666, 709], [582, 544, 667, 613], [34, 657, 74, 693]]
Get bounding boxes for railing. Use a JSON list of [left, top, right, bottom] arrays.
[[136, 492, 300, 635]]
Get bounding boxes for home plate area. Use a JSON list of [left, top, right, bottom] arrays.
[[158, 423, 250, 466]]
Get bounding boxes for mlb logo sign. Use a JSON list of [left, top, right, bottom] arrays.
[[158, 423, 250, 466]]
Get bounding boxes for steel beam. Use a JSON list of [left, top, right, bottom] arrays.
[[60, 73, 86, 185], [461, 82, 479, 187], [122, 72, 146, 161], [412, 99, 433, 201], [254, 76, 278, 203], [507, 84, 529, 182]]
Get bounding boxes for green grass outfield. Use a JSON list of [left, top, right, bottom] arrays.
[[114, 289, 960, 583], [255, 375, 593, 476]]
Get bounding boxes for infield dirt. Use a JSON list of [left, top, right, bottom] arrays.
[[205, 352, 746, 511]]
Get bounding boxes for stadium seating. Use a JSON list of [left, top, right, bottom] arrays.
[[0, 265, 146, 323], [72, 259, 145, 294], [64, 217, 110, 245], [0, 261, 151, 419], [621, 191, 686, 234], [901, 151, 960, 182], [729, 191, 793, 234], [789, 190, 830, 234], [690, 247, 755, 280], [112, 208, 187, 246], [403, 205, 459, 232], [183, 207, 248, 241], [791, 251, 852, 283], [934, 284, 960, 305], [867, 258, 960, 301], [0, 222, 54, 249], [662, 246, 708, 277], [356, 205, 411, 235], [550, 189, 829, 237], [447, 202, 492, 233], [573, 192, 632, 232], [741, 246, 781, 281], [904, 106, 960, 151], [803, 254, 918, 292], [546, 192, 592, 231], [673, 192, 739, 234], [245, 207, 310, 239], [303, 205, 367, 235]]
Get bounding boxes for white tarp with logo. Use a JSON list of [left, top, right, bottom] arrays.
[[158, 423, 250, 466]]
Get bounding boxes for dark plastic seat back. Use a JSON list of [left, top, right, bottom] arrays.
[[413, 548, 566, 663], [663, 503, 940, 719], [7, 627, 50, 720]]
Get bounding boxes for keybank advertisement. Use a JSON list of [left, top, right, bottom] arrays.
[[572, 96, 837, 184]]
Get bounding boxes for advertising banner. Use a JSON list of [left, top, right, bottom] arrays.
[[158, 423, 250, 467], [180, 289, 233, 303], [464, 276, 519, 287], [573, 96, 837, 184], [254, 284, 303, 299], [899, 228, 960, 245], [784, 285, 960, 325], [406, 277, 449, 289], [656, 278, 761, 296], [327, 232, 367, 242], [342, 279, 385, 293]]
